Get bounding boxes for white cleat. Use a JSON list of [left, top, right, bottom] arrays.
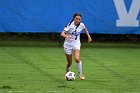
[[79, 74, 85, 80]]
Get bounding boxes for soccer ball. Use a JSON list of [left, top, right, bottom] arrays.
[[66, 71, 76, 81]]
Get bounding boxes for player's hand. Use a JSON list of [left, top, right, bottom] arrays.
[[88, 37, 92, 43]]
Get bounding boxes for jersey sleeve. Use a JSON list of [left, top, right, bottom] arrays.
[[81, 23, 86, 29]]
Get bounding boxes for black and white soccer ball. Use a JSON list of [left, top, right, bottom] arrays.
[[66, 71, 76, 81]]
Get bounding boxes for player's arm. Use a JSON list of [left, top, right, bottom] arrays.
[[84, 28, 92, 43], [61, 30, 67, 38], [61, 30, 72, 40]]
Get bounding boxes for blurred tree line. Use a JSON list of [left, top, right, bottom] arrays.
[[0, 32, 140, 42]]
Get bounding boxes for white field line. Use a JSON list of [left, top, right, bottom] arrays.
[[8, 91, 41, 93], [8, 90, 63, 93], [47, 91, 63, 93]]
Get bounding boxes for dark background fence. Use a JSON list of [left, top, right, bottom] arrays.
[[0, 33, 140, 42]]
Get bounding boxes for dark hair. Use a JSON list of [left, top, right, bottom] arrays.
[[68, 12, 82, 26], [73, 12, 82, 19]]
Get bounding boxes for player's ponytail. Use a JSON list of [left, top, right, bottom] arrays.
[[68, 19, 74, 26]]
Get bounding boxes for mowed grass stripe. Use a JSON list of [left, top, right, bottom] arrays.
[[0, 47, 78, 91], [0, 43, 140, 93]]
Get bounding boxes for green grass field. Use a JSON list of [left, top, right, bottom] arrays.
[[0, 41, 140, 93]]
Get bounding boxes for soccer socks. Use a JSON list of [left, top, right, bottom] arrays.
[[66, 66, 70, 72], [66, 63, 71, 72], [76, 61, 82, 75]]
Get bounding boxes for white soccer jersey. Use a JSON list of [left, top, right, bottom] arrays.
[[63, 21, 86, 54]]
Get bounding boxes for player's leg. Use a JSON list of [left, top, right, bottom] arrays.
[[65, 54, 72, 73], [64, 46, 73, 79], [64, 46, 73, 72], [64, 54, 72, 80], [74, 49, 85, 80], [74, 49, 82, 74]]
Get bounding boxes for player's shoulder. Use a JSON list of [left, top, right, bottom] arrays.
[[80, 22, 86, 28], [80, 22, 85, 26]]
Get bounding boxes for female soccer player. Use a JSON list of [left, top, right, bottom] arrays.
[[61, 13, 92, 80]]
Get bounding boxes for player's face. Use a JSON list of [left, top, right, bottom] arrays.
[[74, 16, 81, 26]]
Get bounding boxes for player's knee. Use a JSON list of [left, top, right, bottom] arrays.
[[75, 58, 80, 63], [67, 61, 72, 66]]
